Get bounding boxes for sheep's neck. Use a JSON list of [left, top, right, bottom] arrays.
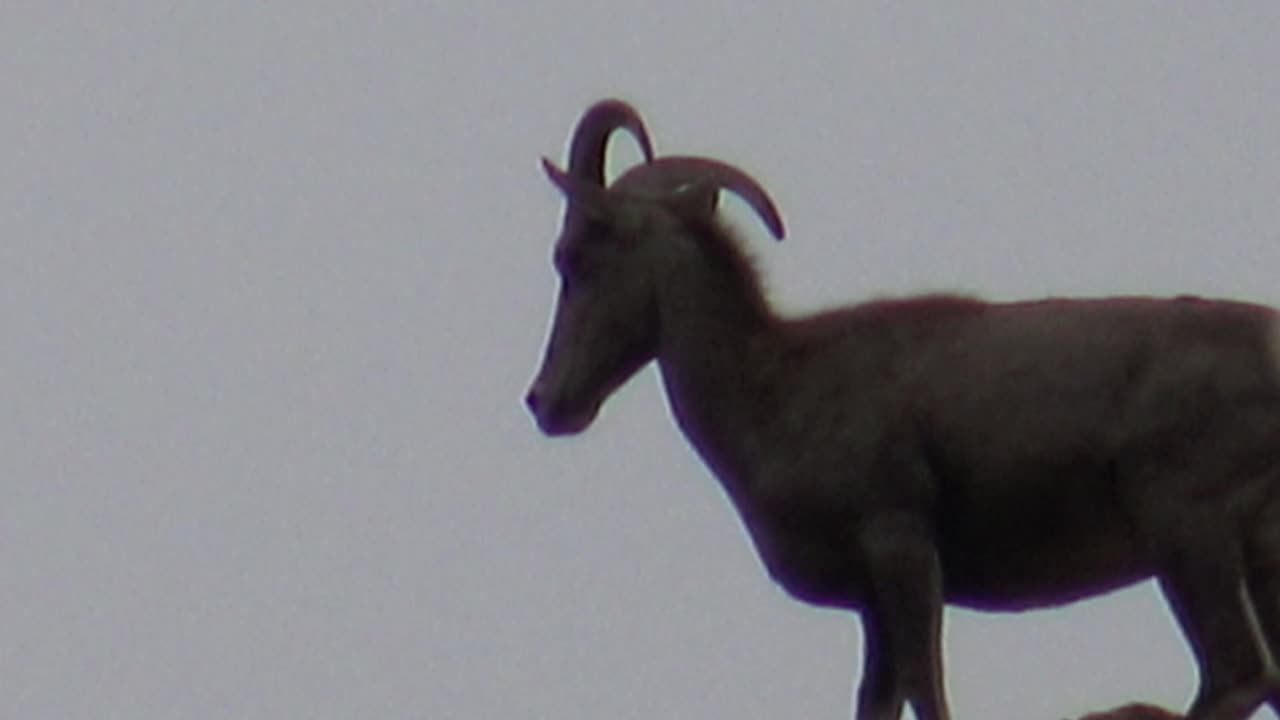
[[653, 251, 776, 501]]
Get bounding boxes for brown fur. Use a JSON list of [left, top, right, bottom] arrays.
[[527, 128, 1280, 720]]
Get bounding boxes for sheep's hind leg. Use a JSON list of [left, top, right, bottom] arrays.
[[1241, 498, 1280, 716], [1156, 524, 1272, 720]]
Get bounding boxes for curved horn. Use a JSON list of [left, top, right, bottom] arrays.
[[566, 99, 655, 185], [612, 156, 786, 241]]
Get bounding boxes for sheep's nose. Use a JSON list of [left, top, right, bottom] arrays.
[[524, 386, 542, 416]]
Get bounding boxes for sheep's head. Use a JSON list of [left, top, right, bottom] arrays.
[[526, 102, 784, 436]]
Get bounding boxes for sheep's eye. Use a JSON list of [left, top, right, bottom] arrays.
[[555, 250, 592, 298]]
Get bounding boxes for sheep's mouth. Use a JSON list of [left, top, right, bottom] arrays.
[[533, 398, 601, 437]]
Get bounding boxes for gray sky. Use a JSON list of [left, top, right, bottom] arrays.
[[3, 3, 1280, 719]]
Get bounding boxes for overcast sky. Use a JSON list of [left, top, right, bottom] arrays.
[[4, 3, 1280, 719]]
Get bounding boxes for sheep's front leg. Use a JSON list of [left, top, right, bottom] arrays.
[[855, 612, 904, 720], [855, 513, 949, 720]]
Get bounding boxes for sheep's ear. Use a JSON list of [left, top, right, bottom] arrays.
[[542, 157, 612, 222]]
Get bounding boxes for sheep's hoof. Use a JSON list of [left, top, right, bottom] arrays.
[[1071, 702, 1182, 720]]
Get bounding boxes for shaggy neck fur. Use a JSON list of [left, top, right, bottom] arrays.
[[651, 219, 786, 502]]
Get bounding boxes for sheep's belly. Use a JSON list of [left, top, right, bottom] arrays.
[[936, 484, 1149, 611]]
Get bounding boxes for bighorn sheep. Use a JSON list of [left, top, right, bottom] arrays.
[[524, 99, 1280, 720]]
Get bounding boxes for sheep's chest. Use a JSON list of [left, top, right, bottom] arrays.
[[738, 504, 870, 608]]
